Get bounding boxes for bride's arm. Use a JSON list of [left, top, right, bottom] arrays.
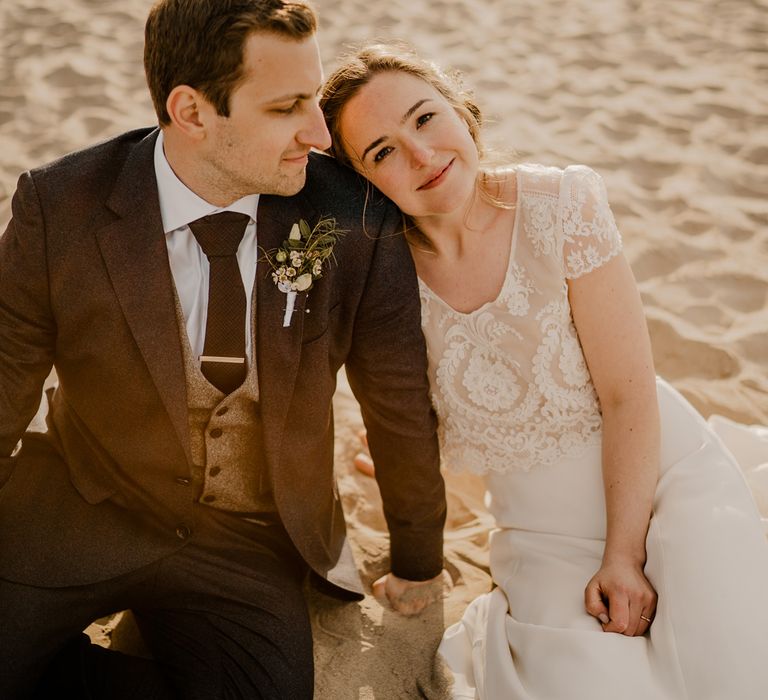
[[568, 252, 660, 637]]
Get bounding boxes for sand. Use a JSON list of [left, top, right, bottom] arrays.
[[2, 0, 767, 697]]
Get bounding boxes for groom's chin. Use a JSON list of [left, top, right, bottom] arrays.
[[270, 170, 308, 197]]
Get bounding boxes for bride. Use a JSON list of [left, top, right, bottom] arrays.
[[320, 43, 768, 699]]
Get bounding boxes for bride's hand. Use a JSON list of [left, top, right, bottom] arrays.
[[584, 557, 657, 636], [353, 429, 375, 477], [373, 570, 452, 616]]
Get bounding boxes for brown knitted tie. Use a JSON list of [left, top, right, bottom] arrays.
[[189, 211, 251, 394]]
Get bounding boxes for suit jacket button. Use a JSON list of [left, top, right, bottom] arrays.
[[209, 428, 223, 438], [216, 406, 229, 416], [175, 525, 191, 540], [175, 477, 191, 486]]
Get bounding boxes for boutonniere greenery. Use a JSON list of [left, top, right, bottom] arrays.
[[262, 216, 345, 327]]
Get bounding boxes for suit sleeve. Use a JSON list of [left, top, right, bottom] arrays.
[[345, 203, 446, 582], [0, 172, 56, 462]]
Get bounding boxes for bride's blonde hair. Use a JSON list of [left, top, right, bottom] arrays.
[[321, 41, 514, 249]]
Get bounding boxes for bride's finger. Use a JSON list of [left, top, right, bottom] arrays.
[[371, 574, 388, 602], [603, 591, 630, 634], [625, 601, 644, 637], [353, 451, 375, 477], [584, 582, 610, 626], [637, 605, 655, 636]]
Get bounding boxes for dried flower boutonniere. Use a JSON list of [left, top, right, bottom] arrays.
[[262, 216, 345, 327]]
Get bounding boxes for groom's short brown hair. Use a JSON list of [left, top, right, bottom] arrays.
[[144, 0, 317, 126]]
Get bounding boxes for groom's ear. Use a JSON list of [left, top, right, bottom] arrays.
[[165, 85, 209, 140]]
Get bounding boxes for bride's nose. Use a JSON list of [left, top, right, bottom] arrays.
[[406, 139, 434, 168]]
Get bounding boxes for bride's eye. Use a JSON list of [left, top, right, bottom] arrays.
[[416, 112, 435, 127], [373, 145, 394, 163]]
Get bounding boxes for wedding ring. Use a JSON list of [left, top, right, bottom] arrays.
[[640, 614, 652, 623]]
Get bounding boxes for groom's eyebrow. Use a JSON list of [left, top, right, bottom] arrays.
[[361, 98, 434, 161], [265, 86, 324, 105]]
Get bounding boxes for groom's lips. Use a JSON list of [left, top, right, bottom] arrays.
[[418, 159, 454, 190], [283, 151, 310, 166]]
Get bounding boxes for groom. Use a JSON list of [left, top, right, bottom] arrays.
[[0, 0, 446, 697]]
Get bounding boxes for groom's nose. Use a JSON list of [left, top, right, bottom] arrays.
[[297, 99, 331, 151]]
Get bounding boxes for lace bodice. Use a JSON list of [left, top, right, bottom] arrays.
[[420, 164, 623, 474]]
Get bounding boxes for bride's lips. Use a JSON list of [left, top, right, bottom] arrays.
[[417, 159, 454, 190]]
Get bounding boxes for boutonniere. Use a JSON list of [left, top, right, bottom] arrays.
[[262, 216, 345, 327]]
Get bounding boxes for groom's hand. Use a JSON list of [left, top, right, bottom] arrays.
[[373, 570, 452, 616]]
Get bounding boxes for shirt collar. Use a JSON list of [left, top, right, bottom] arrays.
[[154, 130, 259, 234]]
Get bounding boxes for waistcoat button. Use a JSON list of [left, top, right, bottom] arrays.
[[209, 428, 223, 438], [209, 466, 221, 477], [175, 476, 191, 486], [175, 525, 191, 540]]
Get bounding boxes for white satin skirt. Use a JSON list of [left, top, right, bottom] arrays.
[[439, 379, 768, 699]]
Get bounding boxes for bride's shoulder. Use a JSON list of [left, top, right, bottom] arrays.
[[482, 162, 604, 203], [512, 162, 605, 199], [512, 162, 565, 197]]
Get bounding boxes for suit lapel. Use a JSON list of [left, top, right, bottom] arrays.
[[256, 193, 318, 462], [97, 130, 191, 464]]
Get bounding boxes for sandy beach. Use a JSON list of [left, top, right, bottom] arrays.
[[2, 0, 766, 697]]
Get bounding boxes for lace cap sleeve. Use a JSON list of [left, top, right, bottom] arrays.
[[559, 165, 622, 279]]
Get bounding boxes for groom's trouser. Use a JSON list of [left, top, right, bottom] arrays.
[[0, 504, 313, 700]]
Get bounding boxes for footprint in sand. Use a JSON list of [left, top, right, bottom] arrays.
[[647, 316, 740, 381]]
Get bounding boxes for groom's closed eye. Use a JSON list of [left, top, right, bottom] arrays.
[[266, 87, 323, 116], [271, 102, 300, 114]]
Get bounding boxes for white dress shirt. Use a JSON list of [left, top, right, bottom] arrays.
[[153, 131, 259, 362]]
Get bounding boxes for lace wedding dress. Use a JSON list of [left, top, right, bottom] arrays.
[[428, 165, 768, 699]]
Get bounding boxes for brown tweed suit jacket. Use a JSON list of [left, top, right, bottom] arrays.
[[0, 128, 445, 594]]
